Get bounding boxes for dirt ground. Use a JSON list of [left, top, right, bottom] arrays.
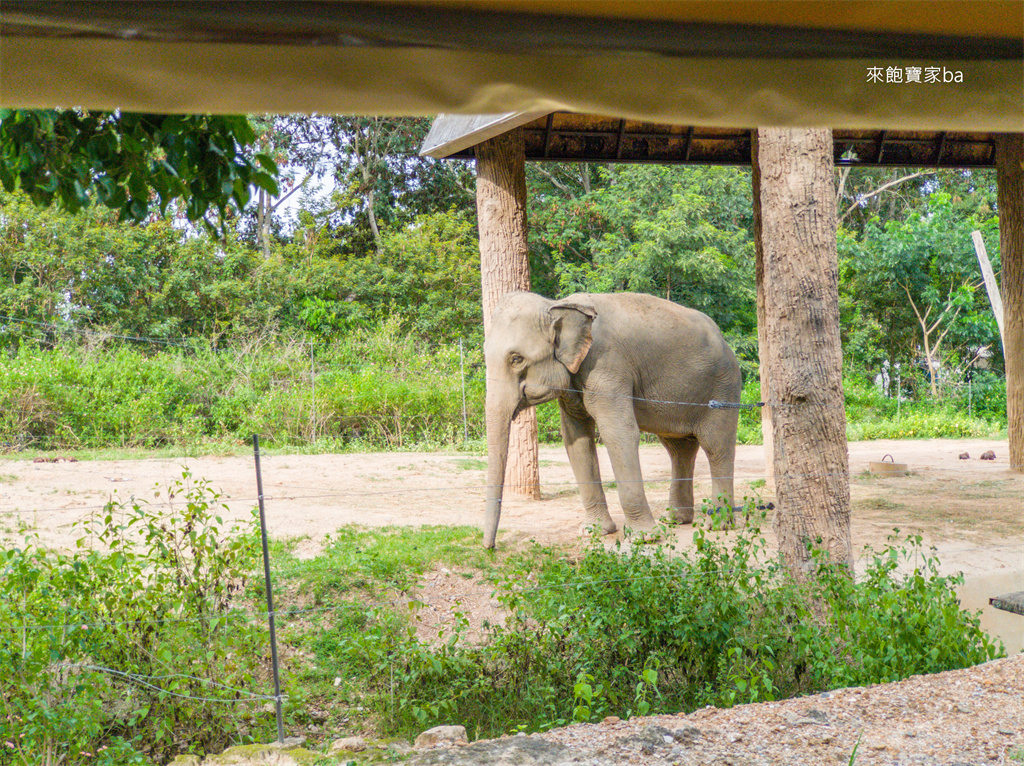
[[2, 437, 1022, 649]]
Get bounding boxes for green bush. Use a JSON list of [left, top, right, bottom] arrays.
[[804, 531, 1003, 686], [2, 513, 1000, 756], [0, 475, 269, 762], [288, 517, 1002, 742]]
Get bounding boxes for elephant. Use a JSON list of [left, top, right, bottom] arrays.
[[483, 291, 742, 549]]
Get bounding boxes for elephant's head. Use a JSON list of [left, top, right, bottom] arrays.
[[482, 292, 597, 548]]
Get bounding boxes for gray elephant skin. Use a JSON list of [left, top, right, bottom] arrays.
[[483, 291, 741, 549]]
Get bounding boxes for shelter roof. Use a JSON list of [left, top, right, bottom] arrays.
[[421, 112, 1004, 168]]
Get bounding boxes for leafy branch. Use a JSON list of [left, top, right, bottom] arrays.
[[0, 109, 279, 235]]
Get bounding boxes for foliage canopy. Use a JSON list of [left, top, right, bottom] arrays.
[[0, 110, 278, 232]]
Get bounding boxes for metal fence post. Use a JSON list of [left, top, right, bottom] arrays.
[[460, 338, 469, 443], [310, 340, 317, 446], [253, 434, 285, 744]]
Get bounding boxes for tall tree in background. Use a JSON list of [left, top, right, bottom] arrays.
[[528, 164, 758, 362], [837, 192, 1001, 388], [242, 115, 329, 258], [275, 116, 474, 257]]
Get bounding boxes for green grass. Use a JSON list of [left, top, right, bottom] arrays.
[[272, 525, 496, 598], [0, 334, 1008, 456]]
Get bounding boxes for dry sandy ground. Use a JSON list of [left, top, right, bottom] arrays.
[[2, 437, 1022, 648]]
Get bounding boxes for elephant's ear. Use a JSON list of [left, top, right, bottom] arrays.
[[549, 299, 597, 374]]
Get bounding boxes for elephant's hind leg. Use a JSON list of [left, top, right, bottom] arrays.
[[660, 435, 700, 524], [704, 439, 737, 524]]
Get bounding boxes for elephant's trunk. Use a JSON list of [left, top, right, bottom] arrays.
[[483, 388, 515, 549]]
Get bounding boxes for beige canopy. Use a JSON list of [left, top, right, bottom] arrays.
[[1, 2, 1021, 130]]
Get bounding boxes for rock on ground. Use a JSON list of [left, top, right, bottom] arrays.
[[408, 735, 575, 765], [414, 725, 469, 748]]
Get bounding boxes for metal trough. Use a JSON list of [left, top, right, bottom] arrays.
[[869, 454, 908, 476]]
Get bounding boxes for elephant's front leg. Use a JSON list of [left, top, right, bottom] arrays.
[[591, 407, 656, 532], [559, 403, 617, 535]]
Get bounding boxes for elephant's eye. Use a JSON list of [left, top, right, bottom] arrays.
[[508, 353, 524, 367]]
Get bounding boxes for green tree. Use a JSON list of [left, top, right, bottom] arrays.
[[836, 166, 997, 235], [838, 191, 1002, 388], [0, 109, 278, 231], [327, 210, 482, 344], [0, 188, 284, 345], [277, 116, 474, 257], [529, 164, 757, 358]]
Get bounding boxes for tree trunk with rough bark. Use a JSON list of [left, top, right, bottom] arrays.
[[476, 128, 541, 500], [753, 127, 853, 575], [996, 133, 1024, 473]]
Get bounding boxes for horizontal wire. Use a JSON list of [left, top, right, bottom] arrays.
[[0, 314, 194, 349], [3, 608, 258, 633], [80, 664, 278, 704], [0, 372, 771, 412], [6, 325, 997, 414], [479, 378, 772, 410]]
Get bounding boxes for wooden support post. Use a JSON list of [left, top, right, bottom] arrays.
[[751, 131, 775, 493], [476, 128, 541, 499], [752, 127, 853, 575], [996, 133, 1024, 473]]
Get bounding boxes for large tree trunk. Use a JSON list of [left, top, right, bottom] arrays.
[[753, 127, 853, 575], [996, 133, 1024, 473], [476, 128, 541, 501]]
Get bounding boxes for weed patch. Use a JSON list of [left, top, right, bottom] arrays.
[[0, 474, 267, 763]]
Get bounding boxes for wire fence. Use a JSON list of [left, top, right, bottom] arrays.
[[1, 311, 1003, 456], [0, 313, 196, 349]]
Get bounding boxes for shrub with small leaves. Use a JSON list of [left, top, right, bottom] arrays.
[[0, 473, 269, 763]]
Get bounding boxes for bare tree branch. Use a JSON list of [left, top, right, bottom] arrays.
[[835, 165, 852, 207], [532, 165, 574, 195], [900, 280, 965, 397], [839, 171, 937, 223]]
